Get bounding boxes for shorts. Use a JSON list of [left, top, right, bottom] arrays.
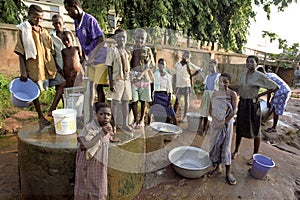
[[87, 63, 108, 84], [36, 73, 66, 91], [132, 85, 152, 102], [175, 87, 191, 97], [110, 79, 132, 102]]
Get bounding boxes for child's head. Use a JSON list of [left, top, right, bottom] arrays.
[[64, 0, 82, 20], [246, 55, 258, 71], [52, 14, 64, 32], [219, 73, 231, 90], [182, 51, 191, 62], [28, 5, 44, 26], [61, 31, 74, 47], [208, 59, 217, 73], [158, 58, 166, 72], [134, 28, 147, 47], [114, 28, 127, 48], [95, 103, 112, 126]]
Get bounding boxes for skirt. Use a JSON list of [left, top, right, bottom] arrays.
[[236, 98, 261, 138]]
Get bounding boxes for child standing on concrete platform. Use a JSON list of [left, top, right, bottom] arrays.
[[129, 28, 155, 129], [106, 28, 133, 134], [14, 4, 66, 124]]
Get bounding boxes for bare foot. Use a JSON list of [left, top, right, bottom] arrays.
[[39, 117, 51, 126]]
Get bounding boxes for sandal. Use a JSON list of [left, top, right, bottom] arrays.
[[231, 152, 238, 159], [247, 158, 253, 166], [207, 166, 222, 178], [265, 127, 277, 132], [226, 174, 237, 185]]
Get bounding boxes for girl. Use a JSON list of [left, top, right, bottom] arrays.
[[207, 73, 237, 185], [74, 103, 117, 199]]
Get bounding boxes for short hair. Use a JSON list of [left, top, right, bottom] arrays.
[[135, 28, 147, 37], [62, 30, 75, 42], [256, 66, 266, 73], [63, 0, 81, 7], [114, 28, 126, 35], [247, 55, 259, 64], [158, 58, 166, 64], [52, 14, 63, 21], [220, 72, 231, 82], [28, 5, 43, 15], [95, 102, 110, 113]]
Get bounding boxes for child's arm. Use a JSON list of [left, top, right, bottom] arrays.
[[85, 36, 105, 65], [18, 54, 28, 81], [209, 92, 215, 117], [225, 91, 238, 124], [108, 65, 115, 92], [78, 125, 112, 150]]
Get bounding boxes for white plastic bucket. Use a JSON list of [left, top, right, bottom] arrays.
[[186, 112, 201, 132], [52, 109, 77, 135], [66, 94, 84, 117]]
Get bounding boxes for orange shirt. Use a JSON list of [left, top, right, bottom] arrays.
[[14, 27, 57, 81]]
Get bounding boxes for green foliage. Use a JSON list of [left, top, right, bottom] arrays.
[[0, 0, 27, 24], [262, 31, 299, 69], [0, 74, 14, 121], [82, 0, 113, 33], [193, 80, 205, 95]]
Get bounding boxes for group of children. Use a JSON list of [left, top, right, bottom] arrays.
[[15, 2, 289, 198]]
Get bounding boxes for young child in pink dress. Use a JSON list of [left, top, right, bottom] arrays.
[[74, 103, 118, 199]]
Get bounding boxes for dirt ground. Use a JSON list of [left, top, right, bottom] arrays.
[[0, 95, 300, 199]]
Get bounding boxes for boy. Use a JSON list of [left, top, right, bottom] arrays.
[[150, 58, 177, 125], [75, 103, 116, 199], [129, 28, 155, 128], [61, 30, 84, 87], [14, 4, 66, 125], [207, 73, 237, 185], [197, 59, 220, 135], [106, 28, 133, 133], [173, 51, 202, 122], [50, 14, 76, 73]]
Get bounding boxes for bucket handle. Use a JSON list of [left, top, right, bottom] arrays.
[[54, 116, 67, 126]]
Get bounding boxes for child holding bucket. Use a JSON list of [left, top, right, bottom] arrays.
[[207, 73, 238, 185], [14, 4, 66, 124], [74, 103, 119, 199]]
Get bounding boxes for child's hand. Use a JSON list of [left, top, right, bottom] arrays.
[[102, 124, 113, 135]]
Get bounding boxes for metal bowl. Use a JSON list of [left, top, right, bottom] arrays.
[[150, 122, 183, 140], [168, 146, 212, 178]]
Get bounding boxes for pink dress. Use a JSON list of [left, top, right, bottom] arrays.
[[74, 120, 111, 200]]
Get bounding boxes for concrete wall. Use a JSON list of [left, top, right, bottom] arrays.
[[0, 23, 246, 88]]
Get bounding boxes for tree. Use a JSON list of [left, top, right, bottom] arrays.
[[80, 0, 297, 53], [0, 0, 27, 24]]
